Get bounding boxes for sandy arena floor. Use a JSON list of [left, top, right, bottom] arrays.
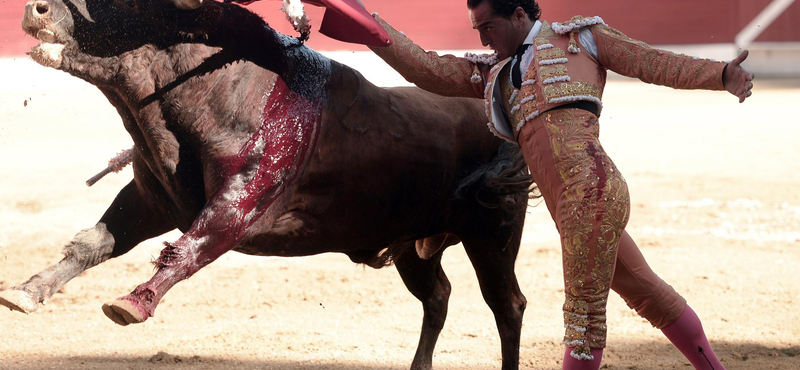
[[0, 52, 798, 370]]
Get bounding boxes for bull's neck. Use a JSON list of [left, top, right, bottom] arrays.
[[58, 46, 122, 85], [245, 29, 331, 102]]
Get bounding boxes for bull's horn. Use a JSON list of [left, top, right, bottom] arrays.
[[172, 0, 203, 10]]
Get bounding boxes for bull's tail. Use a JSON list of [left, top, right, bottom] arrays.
[[454, 142, 539, 224], [349, 142, 536, 270]]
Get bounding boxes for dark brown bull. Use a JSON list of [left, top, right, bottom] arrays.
[[1, 0, 533, 369]]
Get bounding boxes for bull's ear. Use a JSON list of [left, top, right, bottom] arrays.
[[65, 0, 96, 22]]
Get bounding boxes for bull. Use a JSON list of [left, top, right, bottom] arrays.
[[1, 0, 534, 369]]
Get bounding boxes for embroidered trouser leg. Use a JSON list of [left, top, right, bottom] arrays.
[[518, 108, 685, 360], [519, 108, 628, 358]]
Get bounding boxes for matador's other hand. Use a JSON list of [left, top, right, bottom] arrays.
[[723, 50, 755, 103]]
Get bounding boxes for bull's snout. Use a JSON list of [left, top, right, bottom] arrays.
[[22, 0, 54, 33], [29, 1, 51, 19], [22, 0, 66, 69], [22, 0, 56, 38]]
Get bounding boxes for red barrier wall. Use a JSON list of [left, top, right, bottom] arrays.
[[1, 1, 36, 57], [2, 0, 799, 57]]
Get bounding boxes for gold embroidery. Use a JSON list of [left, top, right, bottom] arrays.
[[540, 65, 569, 80], [499, 65, 516, 111], [544, 82, 602, 101], [537, 47, 566, 62], [538, 22, 556, 38], [497, 63, 538, 133], [518, 90, 534, 102], [542, 109, 627, 351], [588, 144, 628, 349]]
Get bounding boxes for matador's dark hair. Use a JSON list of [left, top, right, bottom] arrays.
[[466, 0, 542, 21]]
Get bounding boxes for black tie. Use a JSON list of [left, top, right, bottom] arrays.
[[511, 43, 531, 89]]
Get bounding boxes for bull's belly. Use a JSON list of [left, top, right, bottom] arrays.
[[230, 209, 433, 258]]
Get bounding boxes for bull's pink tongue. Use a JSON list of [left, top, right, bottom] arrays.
[[36, 29, 57, 43]]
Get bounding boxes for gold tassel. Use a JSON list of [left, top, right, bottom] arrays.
[[470, 64, 483, 84], [568, 30, 581, 53]]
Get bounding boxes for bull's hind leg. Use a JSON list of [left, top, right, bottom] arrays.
[[394, 247, 451, 370], [460, 226, 526, 370], [0, 181, 175, 314]]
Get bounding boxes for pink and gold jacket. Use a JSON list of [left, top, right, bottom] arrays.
[[369, 15, 727, 143]]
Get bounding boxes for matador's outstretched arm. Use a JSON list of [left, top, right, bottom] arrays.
[[591, 24, 728, 91], [723, 50, 755, 103], [368, 14, 488, 99]]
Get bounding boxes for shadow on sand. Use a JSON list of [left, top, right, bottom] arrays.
[[4, 341, 798, 370], [599, 341, 800, 370]]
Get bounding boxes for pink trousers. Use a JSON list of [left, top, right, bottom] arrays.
[[517, 108, 685, 358]]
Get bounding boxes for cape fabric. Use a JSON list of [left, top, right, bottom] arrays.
[[303, 0, 392, 46]]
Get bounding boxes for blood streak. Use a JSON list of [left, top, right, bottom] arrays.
[[185, 76, 322, 260], [115, 76, 324, 320]]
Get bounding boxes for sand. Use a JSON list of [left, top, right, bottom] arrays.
[[0, 54, 798, 370]]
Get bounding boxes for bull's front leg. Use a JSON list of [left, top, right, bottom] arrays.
[[0, 181, 176, 314], [103, 78, 323, 325]]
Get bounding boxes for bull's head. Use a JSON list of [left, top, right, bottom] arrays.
[[22, 0, 191, 67], [22, 0, 293, 77]]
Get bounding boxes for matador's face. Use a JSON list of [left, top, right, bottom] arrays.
[[469, 2, 526, 60]]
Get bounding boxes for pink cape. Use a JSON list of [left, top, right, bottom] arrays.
[[303, 0, 392, 46], [241, 0, 392, 46]]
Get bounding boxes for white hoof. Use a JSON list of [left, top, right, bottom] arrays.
[[0, 290, 39, 314]]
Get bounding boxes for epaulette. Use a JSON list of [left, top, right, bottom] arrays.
[[465, 52, 499, 83], [550, 15, 606, 53], [551, 15, 606, 35], [464, 52, 498, 65]]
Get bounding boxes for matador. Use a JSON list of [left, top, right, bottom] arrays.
[[361, 0, 754, 369]]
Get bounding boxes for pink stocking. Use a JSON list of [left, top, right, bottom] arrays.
[[661, 305, 726, 370], [562, 347, 603, 370]]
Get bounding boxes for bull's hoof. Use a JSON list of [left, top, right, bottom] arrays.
[[0, 289, 38, 314], [102, 299, 149, 326]]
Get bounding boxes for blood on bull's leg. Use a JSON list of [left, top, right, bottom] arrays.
[[0, 181, 176, 314], [103, 78, 323, 325]]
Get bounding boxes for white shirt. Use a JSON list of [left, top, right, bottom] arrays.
[[507, 21, 598, 87], [491, 20, 599, 140]]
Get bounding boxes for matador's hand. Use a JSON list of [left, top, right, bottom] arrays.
[[723, 50, 755, 103]]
